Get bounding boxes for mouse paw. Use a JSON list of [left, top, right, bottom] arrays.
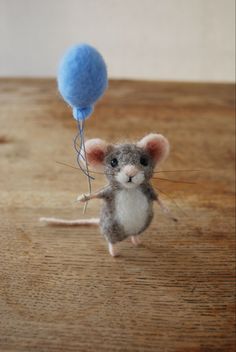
[[108, 243, 120, 257], [131, 236, 142, 246], [77, 194, 89, 203]]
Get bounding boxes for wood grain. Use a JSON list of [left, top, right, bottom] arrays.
[[0, 79, 235, 352]]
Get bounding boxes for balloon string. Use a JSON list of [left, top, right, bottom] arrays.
[[73, 121, 94, 180], [73, 122, 84, 171], [73, 120, 93, 213], [79, 120, 92, 213]]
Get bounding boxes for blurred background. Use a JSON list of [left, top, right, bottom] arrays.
[[0, 0, 235, 82]]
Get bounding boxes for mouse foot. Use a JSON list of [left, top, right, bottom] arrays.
[[108, 243, 120, 257], [131, 236, 142, 246]]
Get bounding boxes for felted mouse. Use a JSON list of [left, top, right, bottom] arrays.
[[41, 133, 175, 257]]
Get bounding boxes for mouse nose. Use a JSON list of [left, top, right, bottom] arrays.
[[123, 165, 139, 178]]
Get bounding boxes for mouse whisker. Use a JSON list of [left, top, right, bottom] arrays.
[[56, 161, 113, 176], [56, 161, 96, 178], [152, 177, 197, 185], [153, 168, 214, 174], [153, 185, 188, 217], [56, 161, 81, 171]]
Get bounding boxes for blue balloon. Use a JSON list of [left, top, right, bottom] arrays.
[[58, 44, 108, 120]]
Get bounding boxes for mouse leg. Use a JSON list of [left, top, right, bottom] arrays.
[[131, 235, 142, 246], [108, 242, 120, 257]]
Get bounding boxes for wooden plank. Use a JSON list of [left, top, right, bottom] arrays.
[[0, 79, 235, 352]]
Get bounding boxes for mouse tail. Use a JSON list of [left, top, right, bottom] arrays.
[[39, 217, 100, 226]]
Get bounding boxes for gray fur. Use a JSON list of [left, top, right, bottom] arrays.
[[96, 144, 157, 244]]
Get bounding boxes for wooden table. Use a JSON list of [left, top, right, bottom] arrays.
[[0, 79, 235, 351]]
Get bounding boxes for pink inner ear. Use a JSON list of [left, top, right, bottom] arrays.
[[88, 148, 105, 165], [147, 139, 167, 162], [83, 138, 109, 170], [147, 140, 160, 158], [137, 133, 169, 164]]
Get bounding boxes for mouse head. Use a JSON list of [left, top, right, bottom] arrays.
[[83, 133, 169, 189]]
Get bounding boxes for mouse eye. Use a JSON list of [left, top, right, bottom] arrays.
[[110, 158, 118, 167], [140, 156, 149, 166]]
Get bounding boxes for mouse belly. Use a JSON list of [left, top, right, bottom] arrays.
[[115, 188, 151, 236]]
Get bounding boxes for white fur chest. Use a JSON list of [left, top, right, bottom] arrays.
[[115, 188, 149, 235]]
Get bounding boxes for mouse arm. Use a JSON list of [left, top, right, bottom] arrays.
[[77, 192, 99, 203], [156, 195, 178, 223], [77, 185, 112, 203]]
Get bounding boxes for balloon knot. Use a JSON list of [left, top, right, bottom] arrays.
[[73, 106, 93, 121]]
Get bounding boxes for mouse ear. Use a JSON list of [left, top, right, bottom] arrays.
[[82, 138, 110, 170], [137, 133, 170, 165]]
